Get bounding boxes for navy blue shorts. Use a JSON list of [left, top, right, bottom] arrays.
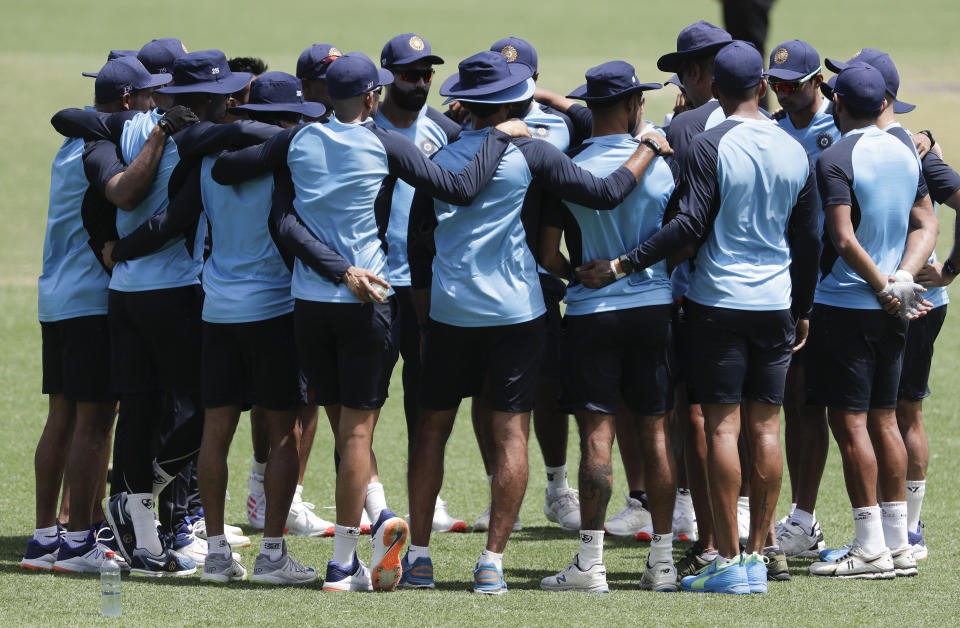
[[539, 273, 566, 379], [898, 304, 947, 402], [420, 316, 546, 413], [562, 304, 674, 416], [41, 315, 114, 402], [683, 301, 795, 405], [108, 286, 202, 394], [806, 304, 907, 411], [294, 298, 398, 410], [201, 314, 307, 411]]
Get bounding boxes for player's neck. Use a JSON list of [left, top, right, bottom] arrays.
[[788, 95, 821, 130], [379, 98, 419, 129]]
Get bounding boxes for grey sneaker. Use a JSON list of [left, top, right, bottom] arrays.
[[250, 542, 318, 585], [201, 553, 247, 583], [639, 560, 678, 592]]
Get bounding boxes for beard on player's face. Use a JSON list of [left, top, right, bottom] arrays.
[[390, 84, 429, 111]]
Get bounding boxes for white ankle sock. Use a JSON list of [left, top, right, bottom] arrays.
[[208, 534, 230, 559], [790, 508, 815, 534], [65, 530, 89, 548], [365, 482, 387, 523], [151, 460, 175, 500], [251, 458, 267, 476], [852, 506, 884, 555], [716, 554, 738, 565], [293, 484, 304, 503], [408, 544, 430, 563], [261, 536, 283, 561], [545, 465, 569, 494], [127, 493, 163, 555], [34, 526, 59, 543], [676, 488, 693, 508], [333, 524, 360, 565], [577, 530, 604, 567], [649, 532, 673, 564], [881, 501, 908, 550], [737, 496, 750, 510], [905, 480, 925, 531], [789, 502, 797, 515], [479, 549, 503, 570]]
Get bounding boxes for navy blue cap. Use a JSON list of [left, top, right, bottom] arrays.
[[325, 52, 394, 99], [229, 71, 326, 118], [567, 61, 661, 102], [833, 62, 886, 114], [137, 38, 187, 75], [765, 40, 821, 81], [821, 74, 837, 99], [155, 50, 253, 95], [713, 41, 764, 89], [296, 44, 342, 80], [490, 37, 538, 72], [666, 74, 684, 90], [825, 48, 914, 113], [657, 21, 732, 72], [84, 57, 172, 103], [108, 50, 138, 61], [440, 50, 535, 105], [381, 33, 444, 68]]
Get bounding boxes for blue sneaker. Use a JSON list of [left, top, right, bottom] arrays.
[[909, 521, 927, 560], [129, 545, 197, 577], [680, 555, 750, 594], [743, 553, 768, 593], [53, 528, 123, 574], [818, 543, 853, 562], [20, 537, 60, 571], [103, 494, 137, 563], [474, 561, 507, 595], [399, 553, 435, 589], [322, 553, 371, 591]]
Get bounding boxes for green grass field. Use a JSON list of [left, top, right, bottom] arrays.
[[3, 0, 960, 624]]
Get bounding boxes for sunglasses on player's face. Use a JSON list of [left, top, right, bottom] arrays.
[[397, 68, 435, 83], [770, 66, 821, 95]]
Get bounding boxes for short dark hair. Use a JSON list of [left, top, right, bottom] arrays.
[[228, 57, 268, 75], [715, 83, 761, 103], [840, 99, 880, 121], [461, 100, 505, 120], [245, 109, 301, 126], [586, 92, 636, 113]]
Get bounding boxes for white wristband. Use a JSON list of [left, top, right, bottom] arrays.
[[611, 259, 626, 280]]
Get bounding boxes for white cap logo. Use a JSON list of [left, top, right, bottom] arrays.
[[296, 89, 302, 98], [211, 67, 220, 75], [366, 80, 374, 89]]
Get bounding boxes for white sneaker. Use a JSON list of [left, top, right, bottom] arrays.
[[472, 505, 521, 532], [322, 555, 372, 592], [173, 533, 209, 566], [777, 520, 825, 558], [737, 501, 750, 546], [544, 488, 580, 531], [190, 517, 251, 549], [247, 491, 266, 530], [639, 560, 678, 592], [287, 499, 335, 537], [432, 497, 467, 533], [604, 495, 652, 537], [672, 495, 697, 542], [809, 544, 895, 579], [540, 556, 608, 593], [370, 511, 408, 591], [250, 543, 318, 585], [891, 545, 918, 577]]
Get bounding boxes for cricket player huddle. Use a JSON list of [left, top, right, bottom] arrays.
[[24, 19, 959, 596]]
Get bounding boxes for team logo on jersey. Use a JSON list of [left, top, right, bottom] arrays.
[[501, 45, 518, 62], [420, 140, 436, 155], [773, 47, 789, 64], [816, 132, 834, 149], [533, 125, 550, 138], [409, 36, 425, 51], [329, 47, 342, 57]]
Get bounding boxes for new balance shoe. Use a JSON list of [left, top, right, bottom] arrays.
[[251, 542, 318, 585], [287, 499, 336, 537], [808, 545, 895, 579], [322, 554, 371, 591], [743, 553, 768, 593], [764, 548, 790, 581], [472, 506, 521, 532], [672, 497, 697, 542], [247, 490, 266, 530], [201, 553, 247, 583], [909, 521, 927, 560], [103, 493, 137, 563], [639, 560, 678, 592], [399, 553, 435, 589], [20, 537, 59, 571], [891, 545, 918, 577], [369, 509, 408, 591], [543, 488, 581, 531], [432, 497, 467, 533], [53, 529, 126, 574], [129, 546, 197, 577], [675, 542, 717, 582], [777, 520, 825, 558], [604, 495, 651, 537], [474, 561, 508, 595], [736, 503, 750, 546], [680, 556, 750, 594], [540, 556, 608, 593]]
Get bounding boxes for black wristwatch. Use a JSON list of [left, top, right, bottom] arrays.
[[641, 137, 662, 156], [617, 253, 635, 275], [944, 259, 959, 277], [921, 129, 936, 148]]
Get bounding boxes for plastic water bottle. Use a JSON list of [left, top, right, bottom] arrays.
[[100, 551, 121, 617]]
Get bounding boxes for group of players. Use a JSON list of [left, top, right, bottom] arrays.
[[22, 18, 959, 595]]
